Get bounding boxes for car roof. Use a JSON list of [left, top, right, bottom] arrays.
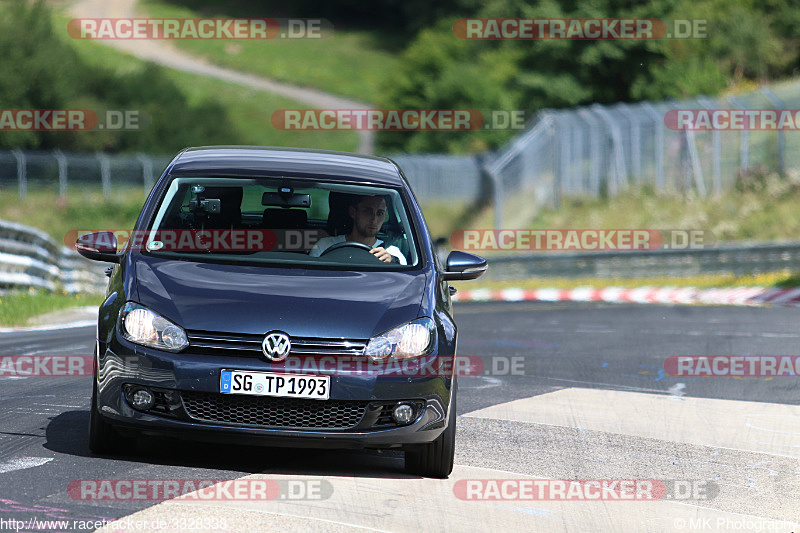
[[169, 146, 406, 187]]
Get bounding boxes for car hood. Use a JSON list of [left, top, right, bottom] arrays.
[[132, 255, 427, 339]]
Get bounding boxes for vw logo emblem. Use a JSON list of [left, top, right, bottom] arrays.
[[262, 332, 291, 361]]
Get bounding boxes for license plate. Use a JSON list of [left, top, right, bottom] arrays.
[[220, 370, 329, 400]]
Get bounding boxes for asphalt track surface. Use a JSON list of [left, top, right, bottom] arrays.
[[0, 302, 799, 532]]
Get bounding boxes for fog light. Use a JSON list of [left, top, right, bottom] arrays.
[[130, 388, 154, 410], [392, 403, 415, 425]]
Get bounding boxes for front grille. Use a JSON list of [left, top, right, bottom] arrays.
[[151, 390, 177, 416], [181, 391, 369, 429], [374, 404, 397, 428], [186, 331, 367, 358]]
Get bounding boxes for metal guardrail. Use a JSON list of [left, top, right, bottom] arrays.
[[479, 243, 800, 281], [0, 220, 107, 294]]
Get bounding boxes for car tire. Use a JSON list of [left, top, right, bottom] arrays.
[[88, 379, 134, 455], [405, 385, 456, 479]]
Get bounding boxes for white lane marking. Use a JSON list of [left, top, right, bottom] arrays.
[[540, 376, 666, 394], [0, 395, 57, 400], [21, 348, 86, 356], [668, 383, 686, 399], [0, 457, 52, 473], [6, 344, 45, 352], [460, 376, 502, 390], [0, 320, 95, 333]]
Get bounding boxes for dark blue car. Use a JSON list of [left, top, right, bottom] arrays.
[[76, 146, 487, 478]]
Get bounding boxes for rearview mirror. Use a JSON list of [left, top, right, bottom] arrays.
[[76, 232, 120, 263], [262, 192, 311, 208], [441, 251, 487, 281]]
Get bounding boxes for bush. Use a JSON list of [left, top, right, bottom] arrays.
[[0, 0, 241, 152]]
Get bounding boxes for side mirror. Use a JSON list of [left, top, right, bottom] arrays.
[[441, 251, 487, 281], [76, 232, 121, 263]]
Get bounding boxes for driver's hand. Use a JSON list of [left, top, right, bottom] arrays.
[[370, 247, 394, 263]]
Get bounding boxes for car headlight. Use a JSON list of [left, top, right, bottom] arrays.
[[119, 302, 188, 352], [364, 317, 436, 362]]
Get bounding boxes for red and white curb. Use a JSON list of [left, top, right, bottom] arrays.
[[452, 286, 800, 307]]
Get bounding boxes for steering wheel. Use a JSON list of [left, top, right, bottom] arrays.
[[320, 240, 375, 256]]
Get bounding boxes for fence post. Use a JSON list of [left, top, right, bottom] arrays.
[[53, 149, 68, 198], [555, 112, 571, 199], [698, 96, 722, 194], [97, 152, 111, 198], [137, 153, 154, 194], [641, 103, 664, 191], [685, 129, 707, 196], [569, 114, 584, 194], [728, 96, 749, 175], [760, 87, 786, 176], [577, 108, 602, 197], [481, 162, 503, 230], [619, 104, 642, 185], [545, 115, 559, 209], [12, 149, 26, 199], [592, 105, 627, 196]]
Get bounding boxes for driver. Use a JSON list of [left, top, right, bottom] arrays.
[[309, 195, 407, 264]]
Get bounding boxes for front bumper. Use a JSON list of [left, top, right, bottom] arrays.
[[95, 340, 454, 449]]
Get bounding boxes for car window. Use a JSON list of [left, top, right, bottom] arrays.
[[145, 176, 420, 269]]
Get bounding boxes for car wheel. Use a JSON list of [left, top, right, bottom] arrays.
[[405, 385, 457, 479], [88, 379, 134, 455]]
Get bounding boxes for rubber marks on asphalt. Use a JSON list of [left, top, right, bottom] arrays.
[[464, 387, 800, 459]]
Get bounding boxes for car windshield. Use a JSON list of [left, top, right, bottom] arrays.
[[143, 176, 420, 269]]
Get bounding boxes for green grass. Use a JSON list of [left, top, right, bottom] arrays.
[[139, 0, 398, 103], [0, 188, 145, 242], [53, 10, 360, 152], [0, 290, 102, 326], [418, 200, 474, 240], [462, 170, 800, 244]]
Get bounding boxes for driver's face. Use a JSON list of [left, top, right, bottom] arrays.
[[350, 197, 387, 239]]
